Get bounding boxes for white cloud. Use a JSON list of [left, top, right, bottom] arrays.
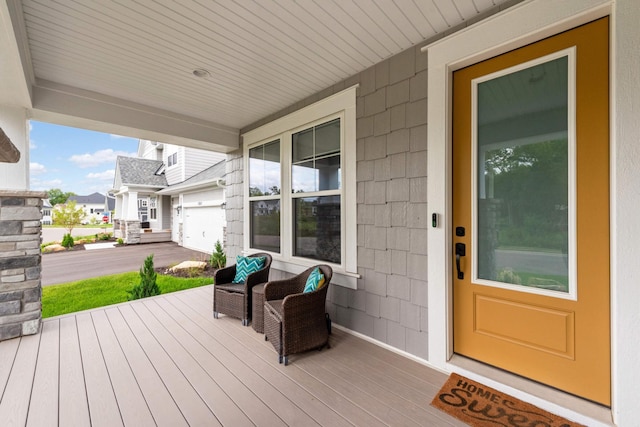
[[86, 169, 115, 180], [30, 178, 63, 191], [30, 162, 46, 175], [69, 149, 136, 168]]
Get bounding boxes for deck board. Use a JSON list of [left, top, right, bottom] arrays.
[[0, 332, 40, 426], [118, 304, 221, 426], [132, 300, 250, 426], [58, 316, 91, 426], [144, 297, 284, 426], [27, 319, 59, 427], [163, 292, 320, 427], [104, 307, 188, 427], [91, 310, 156, 426], [0, 336, 20, 400], [76, 312, 124, 427], [0, 285, 465, 427]]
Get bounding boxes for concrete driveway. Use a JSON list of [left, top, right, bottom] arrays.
[[41, 242, 209, 286]]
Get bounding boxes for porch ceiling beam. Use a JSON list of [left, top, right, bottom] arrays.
[[30, 80, 240, 153]]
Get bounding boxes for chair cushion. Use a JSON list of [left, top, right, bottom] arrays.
[[215, 283, 246, 293], [232, 255, 266, 284], [303, 267, 325, 293]]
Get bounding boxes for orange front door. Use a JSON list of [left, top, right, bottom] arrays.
[[452, 18, 610, 405]]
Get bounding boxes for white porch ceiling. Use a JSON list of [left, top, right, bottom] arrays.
[[1, 0, 512, 151]]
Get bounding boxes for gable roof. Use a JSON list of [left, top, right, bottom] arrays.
[[68, 192, 106, 205], [156, 160, 225, 195], [114, 156, 168, 188]]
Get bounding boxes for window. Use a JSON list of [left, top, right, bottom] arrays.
[[243, 86, 357, 286], [149, 197, 157, 220], [291, 118, 341, 264], [167, 152, 178, 167], [249, 140, 281, 253], [138, 197, 148, 222]]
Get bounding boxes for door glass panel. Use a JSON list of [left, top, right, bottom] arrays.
[[475, 55, 571, 294]]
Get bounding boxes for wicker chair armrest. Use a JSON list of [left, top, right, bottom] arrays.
[[214, 265, 236, 285], [264, 276, 306, 301], [281, 286, 328, 319], [246, 265, 271, 287]]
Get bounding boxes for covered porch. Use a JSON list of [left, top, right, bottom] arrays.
[[0, 285, 462, 427]]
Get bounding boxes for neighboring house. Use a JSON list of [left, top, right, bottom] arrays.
[[67, 192, 115, 224], [111, 140, 225, 252], [40, 199, 52, 225], [157, 161, 226, 253]]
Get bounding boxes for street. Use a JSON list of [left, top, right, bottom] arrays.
[[41, 242, 209, 286]]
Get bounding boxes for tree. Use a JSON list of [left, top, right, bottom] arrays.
[[127, 254, 161, 300], [210, 240, 227, 269], [47, 188, 75, 206], [53, 200, 85, 234]]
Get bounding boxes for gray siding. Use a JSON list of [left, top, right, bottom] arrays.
[[226, 1, 522, 361], [164, 146, 183, 185], [184, 148, 226, 181]]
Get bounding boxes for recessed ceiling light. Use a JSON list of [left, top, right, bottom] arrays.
[[192, 69, 211, 78]]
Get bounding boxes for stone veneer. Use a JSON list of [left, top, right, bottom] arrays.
[[0, 190, 46, 341], [124, 220, 141, 244]]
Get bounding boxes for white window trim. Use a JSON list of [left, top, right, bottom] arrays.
[[242, 86, 358, 289]]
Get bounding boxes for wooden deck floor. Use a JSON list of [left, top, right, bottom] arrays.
[[0, 285, 466, 426]]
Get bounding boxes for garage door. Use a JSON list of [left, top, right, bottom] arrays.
[[183, 206, 225, 253]]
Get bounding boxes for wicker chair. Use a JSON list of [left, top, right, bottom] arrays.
[[263, 265, 332, 365], [213, 253, 272, 326]]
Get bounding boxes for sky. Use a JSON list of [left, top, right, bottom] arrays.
[[29, 121, 139, 196]]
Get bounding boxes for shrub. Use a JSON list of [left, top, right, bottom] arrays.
[[497, 268, 521, 285], [210, 240, 226, 269], [117, 238, 124, 245], [97, 232, 112, 241], [127, 254, 161, 301], [61, 233, 74, 249]]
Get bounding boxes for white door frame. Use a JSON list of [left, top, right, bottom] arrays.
[[425, 0, 613, 423]]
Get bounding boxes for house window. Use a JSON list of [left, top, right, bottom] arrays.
[[138, 197, 148, 222], [249, 140, 281, 253], [243, 86, 357, 284], [167, 152, 178, 167], [291, 118, 341, 263], [149, 197, 157, 220]]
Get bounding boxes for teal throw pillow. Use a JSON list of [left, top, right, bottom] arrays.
[[303, 267, 326, 293], [232, 255, 266, 284]]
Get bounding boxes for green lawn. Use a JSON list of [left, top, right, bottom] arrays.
[[42, 272, 212, 318]]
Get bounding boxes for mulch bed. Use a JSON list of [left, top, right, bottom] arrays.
[[155, 264, 217, 279]]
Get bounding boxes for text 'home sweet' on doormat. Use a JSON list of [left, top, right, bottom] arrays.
[[431, 373, 585, 427]]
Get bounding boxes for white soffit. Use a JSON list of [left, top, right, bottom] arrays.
[[2, 0, 514, 146]]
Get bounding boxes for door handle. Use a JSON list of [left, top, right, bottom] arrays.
[[455, 243, 466, 280]]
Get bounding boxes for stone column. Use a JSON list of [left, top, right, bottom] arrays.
[[0, 190, 46, 341], [125, 220, 141, 244]]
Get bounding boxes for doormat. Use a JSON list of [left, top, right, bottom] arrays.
[[431, 373, 585, 426]]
